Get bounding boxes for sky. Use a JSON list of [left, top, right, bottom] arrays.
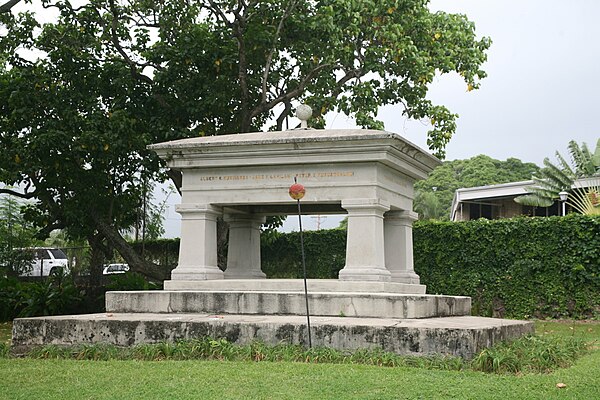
[[381, 0, 600, 166], [162, 0, 600, 235]]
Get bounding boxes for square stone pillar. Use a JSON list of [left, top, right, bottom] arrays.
[[224, 214, 266, 279], [338, 199, 391, 282], [384, 210, 420, 284], [170, 204, 224, 280]]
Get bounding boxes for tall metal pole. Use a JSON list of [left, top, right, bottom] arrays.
[[289, 177, 312, 348]]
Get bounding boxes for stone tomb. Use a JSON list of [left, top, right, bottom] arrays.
[[12, 129, 533, 358], [152, 128, 438, 286]]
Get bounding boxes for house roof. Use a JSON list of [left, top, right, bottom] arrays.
[[449, 177, 600, 220], [450, 180, 534, 220]]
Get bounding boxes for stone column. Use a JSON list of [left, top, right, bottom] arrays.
[[170, 204, 224, 280], [384, 210, 420, 284], [338, 199, 391, 282], [224, 214, 266, 279]]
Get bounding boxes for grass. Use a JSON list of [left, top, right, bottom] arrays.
[[1, 353, 599, 399], [0, 322, 11, 345], [0, 320, 598, 399]]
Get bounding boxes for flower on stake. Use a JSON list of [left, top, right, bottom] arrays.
[[289, 182, 306, 200]]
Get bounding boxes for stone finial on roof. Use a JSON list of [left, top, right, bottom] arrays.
[[296, 104, 312, 129]]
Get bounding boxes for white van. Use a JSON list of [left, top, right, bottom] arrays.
[[18, 248, 70, 277]]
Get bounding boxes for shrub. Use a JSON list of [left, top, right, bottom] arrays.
[[414, 215, 600, 319], [18, 270, 83, 318], [128, 215, 600, 319], [106, 272, 162, 292]]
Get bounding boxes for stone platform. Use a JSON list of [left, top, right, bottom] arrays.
[[12, 280, 534, 358], [163, 279, 427, 294], [105, 290, 470, 319], [11, 313, 534, 359]]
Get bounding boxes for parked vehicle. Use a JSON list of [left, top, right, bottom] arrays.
[[103, 263, 130, 275], [18, 247, 70, 277]]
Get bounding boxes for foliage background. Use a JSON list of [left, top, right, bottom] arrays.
[[261, 215, 600, 319], [3, 215, 598, 320]]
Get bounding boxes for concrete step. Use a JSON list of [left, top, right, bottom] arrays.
[[163, 279, 427, 294], [11, 313, 534, 359], [106, 290, 471, 319]]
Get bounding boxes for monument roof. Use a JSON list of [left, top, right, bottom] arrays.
[[150, 129, 432, 155], [149, 128, 441, 178]]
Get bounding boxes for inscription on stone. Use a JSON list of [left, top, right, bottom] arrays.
[[199, 171, 355, 182]]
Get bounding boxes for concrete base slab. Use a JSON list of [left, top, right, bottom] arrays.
[[105, 291, 470, 319], [11, 313, 534, 359], [163, 279, 426, 294]]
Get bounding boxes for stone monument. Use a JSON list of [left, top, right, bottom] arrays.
[[11, 116, 534, 358]]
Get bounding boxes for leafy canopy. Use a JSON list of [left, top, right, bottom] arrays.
[[0, 0, 490, 275]]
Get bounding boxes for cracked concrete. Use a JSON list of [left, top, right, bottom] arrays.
[[11, 314, 534, 359]]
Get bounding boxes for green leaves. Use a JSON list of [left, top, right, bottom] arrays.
[[414, 215, 600, 319], [515, 139, 600, 208]]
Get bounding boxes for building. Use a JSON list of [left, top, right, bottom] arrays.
[[450, 180, 560, 221]]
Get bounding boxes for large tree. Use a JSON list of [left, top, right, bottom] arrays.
[[0, 0, 491, 278]]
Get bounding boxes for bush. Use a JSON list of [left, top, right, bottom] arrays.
[[106, 272, 162, 291], [260, 215, 600, 319], [414, 215, 600, 319], [18, 270, 83, 318], [261, 229, 347, 279], [0, 271, 85, 321]]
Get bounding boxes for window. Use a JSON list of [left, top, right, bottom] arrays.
[[35, 249, 51, 260], [469, 203, 493, 219], [50, 249, 67, 259]]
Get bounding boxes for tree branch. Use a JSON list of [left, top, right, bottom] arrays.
[[251, 63, 331, 118], [0, 188, 36, 199], [261, 0, 298, 106], [0, 0, 21, 13], [108, 0, 154, 86], [166, 169, 182, 195], [206, 0, 230, 25], [276, 100, 292, 131]]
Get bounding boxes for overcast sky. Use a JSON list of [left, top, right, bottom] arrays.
[[376, 0, 599, 166]]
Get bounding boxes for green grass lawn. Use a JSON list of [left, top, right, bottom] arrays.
[[0, 320, 599, 400]]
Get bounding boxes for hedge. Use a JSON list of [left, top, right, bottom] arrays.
[[413, 215, 600, 319], [260, 215, 600, 319], [136, 215, 600, 319], [261, 229, 347, 279]]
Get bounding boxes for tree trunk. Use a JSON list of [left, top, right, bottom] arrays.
[[87, 234, 105, 309], [90, 212, 169, 281]]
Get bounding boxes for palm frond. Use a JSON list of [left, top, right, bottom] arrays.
[[591, 138, 600, 173], [541, 158, 575, 188], [531, 176, 564, 194], [567, 179, 600, 215], [514, 195, 553, 207], [554, 152, 575, 176], [568, 140, 595, 177], [524, 185, 558, 200]]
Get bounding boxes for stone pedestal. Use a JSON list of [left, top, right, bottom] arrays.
[[224, 214, 266, 279], [338, 199, 392, 282], [170, 204, 224, 280], [385, 210, 421, 284]]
